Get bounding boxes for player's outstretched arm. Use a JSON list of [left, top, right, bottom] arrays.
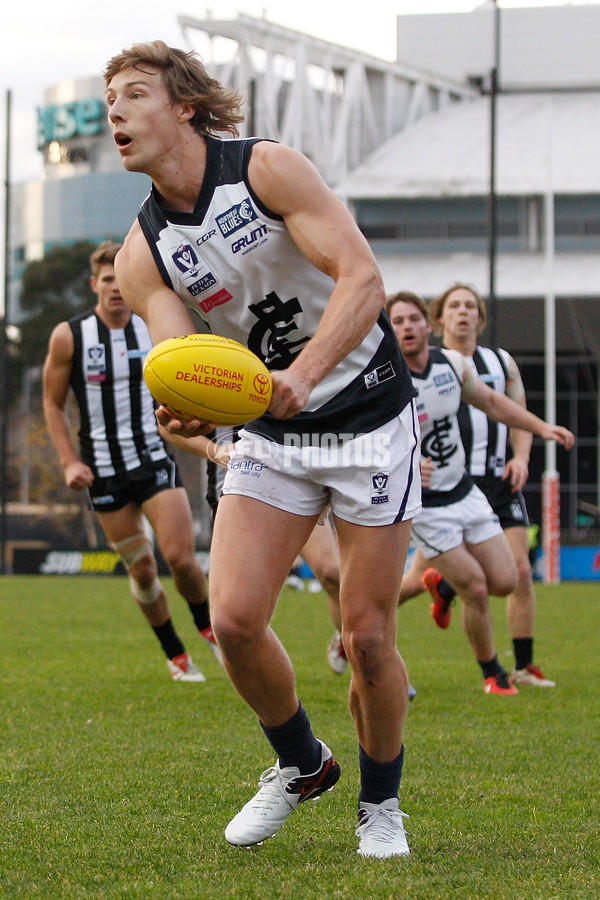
[[463, 370, 575, 449]]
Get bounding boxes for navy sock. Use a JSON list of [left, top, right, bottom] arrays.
[[513, 637, 533, 670], [358, 744, 404, 806], [261, 703, 321, 774], [152, 618, 185, 659], [478, 654, 506, 679], [187, 599, 211, 633]]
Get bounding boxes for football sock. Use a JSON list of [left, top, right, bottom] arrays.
[[437, 577, 457, 603], [358, 744, 404, 806], [187, 599, 211, 633], [152, 619, 185, 660], [478, 653, 505, 679], [261, 702, 321, 774], [513, 637, 534, 670]]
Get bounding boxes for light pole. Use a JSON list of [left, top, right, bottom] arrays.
[[487, 0, 500, 347], [0, 89, 12, 575]]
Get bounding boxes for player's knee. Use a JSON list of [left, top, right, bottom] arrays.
[[210, 608, 263, 650], [456, 576, 489, 608], [343, 622, 388, 676], [162, 543, 196, 580], [112, 534, 160, 602], [515, 553, 533, 588], [488, 563, 518, 597], [129, 574, 163, 605], [316, 563, 340, 598]]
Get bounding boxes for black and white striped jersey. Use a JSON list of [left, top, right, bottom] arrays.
[[455, 347, 513, 479], [69, 311, 168, 477], [137, 135, 416, 443]]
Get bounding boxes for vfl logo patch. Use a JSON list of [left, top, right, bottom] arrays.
[[86, 345, 106, 382], [371, 471, 390, 505], [364, 361, 396, 389], [172, 244, 200, 274], [155, 468, 169, 486], [216, 199, 258, 237]]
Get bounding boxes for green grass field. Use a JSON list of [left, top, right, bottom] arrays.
[[1, 576, 599, 899]]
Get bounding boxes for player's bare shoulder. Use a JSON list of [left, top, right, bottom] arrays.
[[247, 140, 328, 215], [46, 320, 74, 363]]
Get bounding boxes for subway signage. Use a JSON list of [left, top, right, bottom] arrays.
[[37, 97, 105, 149]]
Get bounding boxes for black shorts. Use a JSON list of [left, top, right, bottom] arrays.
[[473, 475, 530, 530], [88, 457, 182, 513]]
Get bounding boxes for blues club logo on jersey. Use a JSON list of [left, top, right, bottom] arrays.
[[86, 345, 106, 382], [216, 198, 258, 237]]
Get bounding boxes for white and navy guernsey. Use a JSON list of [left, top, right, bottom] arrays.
[[410, 347, 472, 508], [454, 346, 512, 480], [137, 136, 416, 444], [69, 311, 169, 477]]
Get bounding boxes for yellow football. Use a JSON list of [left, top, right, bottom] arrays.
[[143, 334, 273, 425]]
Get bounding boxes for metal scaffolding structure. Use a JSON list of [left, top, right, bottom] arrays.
[[178, 14, 475, 188]]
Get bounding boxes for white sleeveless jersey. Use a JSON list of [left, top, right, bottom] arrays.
[[410, 347, 472, 506], [138, 136, 415, 443], [455, 346, 512, 479], [69, 311, 168, 477]]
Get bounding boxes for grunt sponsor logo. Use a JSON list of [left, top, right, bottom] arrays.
[[433, 372, 453, 387], [232, 223, 268, 255], [199, 289, 233, 313], [216, 198, 258, 236]]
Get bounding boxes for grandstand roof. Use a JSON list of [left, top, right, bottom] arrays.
[[336, 91, 600, 199]]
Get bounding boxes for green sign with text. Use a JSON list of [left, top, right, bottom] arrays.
[[37, 97, 105, 149]]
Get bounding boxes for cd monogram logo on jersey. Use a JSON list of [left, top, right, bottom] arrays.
[[248, 292, 310, 367], [422, 416, 458, 468]]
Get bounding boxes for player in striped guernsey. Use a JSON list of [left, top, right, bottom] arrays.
[[424, 283, 559, 687], [387, 292, 573, 695], [104, 41, 422, 857], [43, 241, 219, 683]]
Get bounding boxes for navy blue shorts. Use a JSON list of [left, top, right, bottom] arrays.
[[473, 475, 530, 530], [88, 457, 182, 513]]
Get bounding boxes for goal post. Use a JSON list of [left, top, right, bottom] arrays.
[[542, 470, 560, 584]]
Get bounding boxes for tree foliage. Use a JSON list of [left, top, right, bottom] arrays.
[[16, 241, 97, 369]]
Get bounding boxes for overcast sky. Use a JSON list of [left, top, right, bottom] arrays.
[[0, 0, 581, 184]]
